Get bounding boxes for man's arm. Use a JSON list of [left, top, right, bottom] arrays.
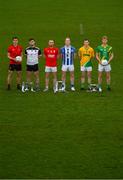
[[91, 49, 95, 59], [78, 49, 81, 60], [25, 49, 27, 57], [57, 54, 60, 59], [96, 52, 101, 64], [21, 52, 23, 58], [59, 48, 63, 59], [57, 49, 60, 59], [38, 54, 42, 59], [108, 52, 114, 64], [74, 52, 77, 59], [43, 48, 46, 58], [7, 52, 16, 61], [38, 49, 42, 59]]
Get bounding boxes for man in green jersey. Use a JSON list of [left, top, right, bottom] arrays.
[[96, 36, 114, 92]]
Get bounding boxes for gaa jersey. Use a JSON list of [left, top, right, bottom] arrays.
[[44, 47, 59, 67], [60, 46, 76, 65], [96, 45, 113, 62], [8, 45, 23, 64], [25, 47, 41, 65], [78, 46, 94, 67]]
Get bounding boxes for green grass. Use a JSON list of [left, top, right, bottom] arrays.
[[0, 0, 123, 178]]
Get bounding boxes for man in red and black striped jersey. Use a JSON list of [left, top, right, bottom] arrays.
[[7, 37, 23, 90]]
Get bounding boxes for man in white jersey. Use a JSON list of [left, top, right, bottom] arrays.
[[25, 38, 42, 91], [60, 37, 76, 91]]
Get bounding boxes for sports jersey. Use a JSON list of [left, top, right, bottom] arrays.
[[8, 45, 23, 64], [60, 46, 76, 65], [78, 46, 94, 67], [96, 45, 113, 62], [44, 47, 59, 67], [25, 46, 41, 65]]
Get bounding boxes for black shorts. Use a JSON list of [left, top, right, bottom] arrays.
[[26, 64, 39, 72], [9, 64, 22, 71]]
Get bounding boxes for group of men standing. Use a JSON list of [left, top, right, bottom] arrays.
[[7, 36, 114, 93]]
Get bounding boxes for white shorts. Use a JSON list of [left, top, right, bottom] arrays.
[[45, 66, 57, 73], [62, 65, 74, 72], [80, 66, 92, 72], [98, 64, 111, 72]]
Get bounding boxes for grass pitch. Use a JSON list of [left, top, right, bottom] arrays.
[[0, 0, 123, 178]]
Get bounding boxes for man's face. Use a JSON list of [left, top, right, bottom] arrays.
[[29, 40, 35, 46], [13, 38, 18, 46], [48, 40, 54, 47], [65, 38, 71, 46], [84, 40, 89, 46], [102, 38, 108, 44]]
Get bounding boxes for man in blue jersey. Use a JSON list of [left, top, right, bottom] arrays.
[[60, 37, 76, 91]]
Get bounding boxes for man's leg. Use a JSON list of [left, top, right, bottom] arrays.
[[98, 64, 103, 91], [52, 71, 58, 92], [26, 71, 32, 90], [44, 72, 50, 91], [34, 71, 40, 90], [106, 71, 111, 90], [70, 71, 75, 91], [98, 71, 103, 91], [16, 71, 22, 90], [87, 70, 92, 89], [61, 71, 66, 90], [81, 71, 86, 90], [7, 70, 13, 90]]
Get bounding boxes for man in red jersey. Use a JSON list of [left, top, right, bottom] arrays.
[[7, 37, 23, 90], [44, 40, 59, 93]]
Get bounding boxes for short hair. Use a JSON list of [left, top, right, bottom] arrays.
[[12, 37, 18, 40], [102, 36, 108, 40], [49, 39, 55, 43], [84, 39, 89, 42], [29, 38, 35, 42]]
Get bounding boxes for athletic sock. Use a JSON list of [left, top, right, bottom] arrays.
[[71, 81, 74, 87], [88, 83, 91, 89], [62, 82, 65, 88], [81, 83, 85, 89], [71, 84, 74, 87], [98, 84, 102, 88], [107, 84, 111, 90], [25, 82, 29, 89], [7, 84, 11, 90], [35, 83, 40, 90], [17, 84, 21, 90]]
